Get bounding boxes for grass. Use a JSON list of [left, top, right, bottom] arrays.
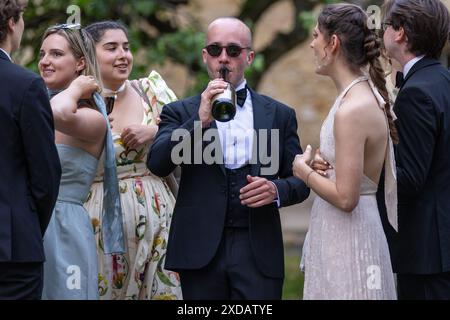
[[282, 249, 304, 300]]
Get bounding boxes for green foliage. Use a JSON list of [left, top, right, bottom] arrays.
[[298, 11, 316, 31], [149, 27, 204, 69], [244, 54, 264, 87], [283, 249, 304, 300], [17, 0, 356, 94], [18, 0, 206, 94]]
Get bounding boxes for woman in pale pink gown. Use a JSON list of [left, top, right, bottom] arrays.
[[293, 4, 398, 299]]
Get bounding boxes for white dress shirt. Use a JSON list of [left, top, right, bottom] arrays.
[[215, 79, 280, 206], [403, 55, 425, 77], [216, 80, 254, 170]]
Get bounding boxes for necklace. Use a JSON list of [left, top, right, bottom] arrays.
[[103, 82, 127, 115], [103, 82, 127, 99]]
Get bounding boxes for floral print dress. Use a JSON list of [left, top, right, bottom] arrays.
[[84, 71, 182, 300]]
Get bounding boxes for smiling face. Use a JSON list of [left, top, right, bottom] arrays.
[[94, 29, 132, 90], [38, 33, 84, 90], [202, 18, 254, 88]]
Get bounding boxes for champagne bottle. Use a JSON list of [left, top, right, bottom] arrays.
[[211, 67, 236, 122]]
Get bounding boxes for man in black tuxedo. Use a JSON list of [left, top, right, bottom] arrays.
[[148, 17, 309, 299], [381, 0, 450, 299], [0, 0, 61, 299]]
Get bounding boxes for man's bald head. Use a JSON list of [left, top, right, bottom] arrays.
[[203, 17, 254, 87], [206, 17, 252, 48]]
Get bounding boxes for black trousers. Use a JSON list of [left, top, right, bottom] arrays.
[[0, 262, 43, 300], [179, 228, 283, 300], [398, 272, 450, 300]]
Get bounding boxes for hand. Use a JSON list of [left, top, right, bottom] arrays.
[[121, 124, 158, 150], [198, 79, 228, 127], [311, 149, 333, 177], [239, 175, 277, 208], [292, 145, 314, 181], [70, 75, 99, 99]]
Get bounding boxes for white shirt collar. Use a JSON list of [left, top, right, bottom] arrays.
[[235, 79, 247, 91], [0, 48, 12, 61], [403, 55, 425, 77]]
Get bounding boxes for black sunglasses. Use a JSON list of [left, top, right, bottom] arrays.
[[205, 44, 251, 58]]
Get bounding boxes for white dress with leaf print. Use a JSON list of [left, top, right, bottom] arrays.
[[84, 71, 182, 300]]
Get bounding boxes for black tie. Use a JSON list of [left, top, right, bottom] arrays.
[[395, 71, 404, 89], [105, 96, 115, 115], [236, 87, 247, 107]]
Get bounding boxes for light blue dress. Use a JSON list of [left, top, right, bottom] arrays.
[[42, 144, 99, 300]]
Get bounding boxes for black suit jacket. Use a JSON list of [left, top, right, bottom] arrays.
[[148, 87, 309, 278], [383, 58, 450, 274], [0, 50, 61, 262]]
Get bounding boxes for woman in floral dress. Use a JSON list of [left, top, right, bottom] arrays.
[[84, 21, 182, 300]]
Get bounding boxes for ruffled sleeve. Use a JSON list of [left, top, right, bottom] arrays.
[[135, 70, 178, 126]]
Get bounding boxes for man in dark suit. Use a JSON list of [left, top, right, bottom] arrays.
[[148, 17, 309, 299], [0, 0, 61, 299], [381, 0, 450, 299]]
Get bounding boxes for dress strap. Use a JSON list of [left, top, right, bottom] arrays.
[[339, 76, 369, 100], [366, 78, 398, 232], [384, 133, 398, 232]]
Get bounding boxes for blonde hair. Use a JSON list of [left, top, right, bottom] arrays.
[[42, 25, 103, 91]]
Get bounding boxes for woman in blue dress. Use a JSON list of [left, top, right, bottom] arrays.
[[38, 24, 116, 299]]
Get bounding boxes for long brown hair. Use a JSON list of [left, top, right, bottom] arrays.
[[318, 3, 399, 144]]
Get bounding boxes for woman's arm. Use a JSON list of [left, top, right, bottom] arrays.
[[51, 75, 106, 142], [293, 101, 366, 212]]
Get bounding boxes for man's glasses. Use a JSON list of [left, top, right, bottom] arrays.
[[205, 44, 251, 58], [381, 22, 392, 32]]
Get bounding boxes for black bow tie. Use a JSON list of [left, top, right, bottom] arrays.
[[395, 71, 404, 89], [236, 87, 247, 107]]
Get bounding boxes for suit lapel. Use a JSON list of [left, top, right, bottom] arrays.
[[248, 88, 275, 177], [188, 95, 227, 176], [400, 57, 440, 90], [210, 119, 226, 176], [0, 49, 11, 62]]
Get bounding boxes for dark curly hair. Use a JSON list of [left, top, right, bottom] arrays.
[[0, 0, 27, 44], [318, 3, 399, 144]]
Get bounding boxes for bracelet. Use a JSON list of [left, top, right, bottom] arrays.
[[306, 170, 316, 187]]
